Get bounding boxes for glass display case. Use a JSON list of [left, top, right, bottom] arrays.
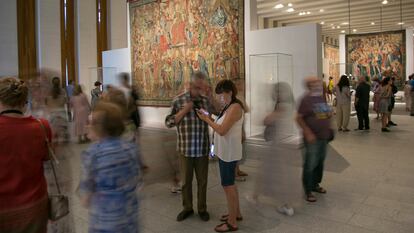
[[248, 53, 294, 140]]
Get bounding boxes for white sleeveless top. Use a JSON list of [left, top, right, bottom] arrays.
[[214, 110, 244, 162]]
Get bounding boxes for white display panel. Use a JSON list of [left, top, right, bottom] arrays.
[[249, 53, 294, 139]]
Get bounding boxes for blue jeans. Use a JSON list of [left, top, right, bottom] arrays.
[[302, 139, 328, 194]]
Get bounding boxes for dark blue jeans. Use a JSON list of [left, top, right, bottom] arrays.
[[302, 139, 328, 194]]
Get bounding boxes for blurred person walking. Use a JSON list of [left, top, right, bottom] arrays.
[[296, 77, 333, 202], [355, 76, 371, 131], [333, 75, 351, 132], [410, 74, 414, 116], [258, 82, 301, 216], [45, 77, 74, 233], [0, 77, 51, 233], [197, 80, 244, 232], [66, 80, 74, 121], [79, 102, 140, 233], [45, 77, 69, 144], [165, 72, 213, 222], [404, 77, 412, 112], [91, 81, 102, 109], [70, 85, 91, 143], [372, 78, 381, 119], [379, 77, 392, 132]]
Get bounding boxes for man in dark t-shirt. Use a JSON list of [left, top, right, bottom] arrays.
[[355, 76, 371, 130], [296, 76, 332, 203]]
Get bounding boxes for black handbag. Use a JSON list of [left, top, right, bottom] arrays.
[[37, 119, 70, 221]]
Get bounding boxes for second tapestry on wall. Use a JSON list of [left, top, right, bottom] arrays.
[[129, 0, 244, 106], [346, 30, 405, 88]]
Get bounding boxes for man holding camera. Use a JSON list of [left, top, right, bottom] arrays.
[[165, 72, 214, 222]]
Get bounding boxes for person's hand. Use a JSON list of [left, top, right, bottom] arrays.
[[196, 108, 209, 122], [182, 101, 194, 113], [304, 130, 317, 144]]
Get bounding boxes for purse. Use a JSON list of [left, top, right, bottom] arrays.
[[36, 119, 70, 221]]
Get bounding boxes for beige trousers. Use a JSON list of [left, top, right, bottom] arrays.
[[336, 104, 351, 129]]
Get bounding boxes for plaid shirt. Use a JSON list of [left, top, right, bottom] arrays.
[[165, 92, 211, 157]]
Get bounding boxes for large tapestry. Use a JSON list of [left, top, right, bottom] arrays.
[[129, 0, 244, 106], [324, 44, 339, 82], [346, 30, 405, 88]]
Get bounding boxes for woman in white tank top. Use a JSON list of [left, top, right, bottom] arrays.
[[196, 80, 244, 232]]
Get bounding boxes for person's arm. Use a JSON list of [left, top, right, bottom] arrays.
[[355, 86, 361, 105], [344, 87, 351, 97], [197, 104, 242, 136], [295, 113, 316, 144], [165, 99, 193, 128], [78, 150, 95, 208]]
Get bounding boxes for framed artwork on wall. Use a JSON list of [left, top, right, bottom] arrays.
[[129, 0, 245, 106], [346, 30, 406, 89], [324, 44, 340, 83]]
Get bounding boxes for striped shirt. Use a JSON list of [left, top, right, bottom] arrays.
[[79, 138, 139, 232], [165, 92, 211, 157]]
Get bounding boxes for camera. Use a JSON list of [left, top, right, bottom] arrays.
[[193, 99, 202, 110]]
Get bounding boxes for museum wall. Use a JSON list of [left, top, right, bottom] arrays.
[[36, 0, 61, 75], [108, 0, 128, 50], [76, 0, 97, 92], [0, 0, 18, 77]]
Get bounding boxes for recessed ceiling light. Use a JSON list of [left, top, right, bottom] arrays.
[[341, 22, 349, 25], [332, 26, 336, 29], [320, 21, 325, 25], [398, 22, 405, 25], [306, 11, 311, 15], [319, 9, 324, 12], [382, 0, 388, 4], [353, 29, 357, 32], [286, 8, 295, 13], [341, 30, 346, 33], [330, 24, 334, 26], [371, 22, 376, 25], [288, 3, 293, 7], [274, 4, 284, 9], [336, 26, 341, 29]]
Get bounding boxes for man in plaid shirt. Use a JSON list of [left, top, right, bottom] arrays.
[[165, 72, 215, 222]]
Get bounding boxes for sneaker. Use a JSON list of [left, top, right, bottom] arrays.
[[388, 121, 397, 126], [176, 209, 194, 221], [170, 185, 182, 194], [277, 205, 294, 216], [382, 128, 390, 132]]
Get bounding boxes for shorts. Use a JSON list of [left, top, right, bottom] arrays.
[[218, 159, 238, 187]]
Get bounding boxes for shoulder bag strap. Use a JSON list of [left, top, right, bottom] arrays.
[[36, 119, 62, 194]]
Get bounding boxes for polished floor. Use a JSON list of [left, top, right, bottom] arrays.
[[60, 107, 414, 233]]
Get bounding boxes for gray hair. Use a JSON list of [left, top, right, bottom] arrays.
[[190, 71, 207, 83]]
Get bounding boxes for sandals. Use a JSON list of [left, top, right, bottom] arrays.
[[306, 193, 317, 202], [215, 222, 238, 232], [220, 214, 243, 222], [237, 171, 248, 177], [313, 186, 327, 194]]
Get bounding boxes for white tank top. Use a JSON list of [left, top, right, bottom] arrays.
[[214, 110, 243, 162]]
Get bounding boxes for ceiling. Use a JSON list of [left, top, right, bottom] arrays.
[[256, 0, 414, 38]]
